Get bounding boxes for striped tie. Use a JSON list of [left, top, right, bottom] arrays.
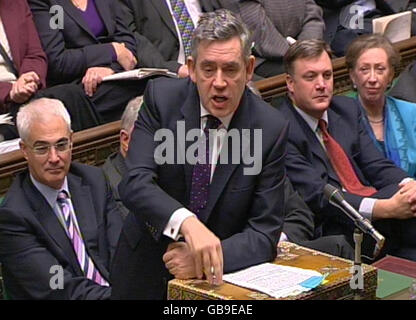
[[169, 0, 195, 58], [57, 191, 109, 286]]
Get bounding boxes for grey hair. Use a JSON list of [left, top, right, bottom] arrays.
[[191, 9, 251, 62], [121, 96, 143, 132], [17, 98, 72, 142]]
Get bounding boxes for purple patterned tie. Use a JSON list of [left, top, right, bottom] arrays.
[[189, 115, 222, 216], [169, 0, 195, 58], [57, 191, 109, 286]]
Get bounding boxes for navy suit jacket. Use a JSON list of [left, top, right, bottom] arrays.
[[276, 96, 409, 234], [28, 0, 137, 85], [0, 163, 123, 299], [111, 77, 289, 299]]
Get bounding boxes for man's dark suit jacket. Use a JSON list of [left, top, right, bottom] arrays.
[[102, 152, 130, 220], [389, 61, 416, 104], [28, 0, 137, 86], [275, 96, 411, 241], [237, 0, 324, 62], [0, 0, 47, 112], [110, 77, 289, 299], [0, 163, 123, 299], [119, 0, 237, 73]]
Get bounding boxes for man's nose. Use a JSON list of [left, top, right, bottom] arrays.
[[213, 70, 227, 88], [315, 75, 327, 90], [47, 146, 60, 162]]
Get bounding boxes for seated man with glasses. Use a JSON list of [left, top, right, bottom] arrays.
[[0, 98, 123, 299]]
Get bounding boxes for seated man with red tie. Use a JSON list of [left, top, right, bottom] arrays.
[[274, 39, 416, 261], [0, 98, 123, 299]]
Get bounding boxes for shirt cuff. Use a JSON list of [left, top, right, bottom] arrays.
[[400, 177, 414, 185], [279, 232, 289, 243], [163, 207, 196, 241], [109, 45, 117, 62], [358, 198, 376, 221]]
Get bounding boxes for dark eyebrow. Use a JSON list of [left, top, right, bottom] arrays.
[[33, 137, 69, 145], [223, 62, 240, 70], [302, 71, 317, 77], [200, 60, 216, 67]]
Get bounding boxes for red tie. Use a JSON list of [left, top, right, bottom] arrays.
[[318, 119, 377, 197]]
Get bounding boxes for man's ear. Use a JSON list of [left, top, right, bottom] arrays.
[[120, 129, 130, 155], [20, 140, 29, 161], [286, 74, 294, 94], [187, 56, 196, 83], [245, 55, 255, 82]]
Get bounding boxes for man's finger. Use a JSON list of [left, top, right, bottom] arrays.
[[202, 250, 213, 284], [209, 249, 222, 285], [162, 247, 179, 263], [214, 245, 224, 284], [193, 249, 203, 280]]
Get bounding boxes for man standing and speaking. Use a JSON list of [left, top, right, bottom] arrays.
[[110, 9, 289, 299]]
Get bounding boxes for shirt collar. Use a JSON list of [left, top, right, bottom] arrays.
[[292, 104, 329, 132], [30, 174, 69, 209], [199, 103, 234, 129]]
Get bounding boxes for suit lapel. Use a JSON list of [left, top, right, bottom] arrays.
[[23, 175, 81, 272], [95, 0, 114, 35], [180, 82, 201, 197], [286, 99, 328, 164], [151, 0, 178, 39], [57, 0, 97, 40], [68, 172, 108, 278], [67, 173, 97, 250], [0, 1, 20, 70]]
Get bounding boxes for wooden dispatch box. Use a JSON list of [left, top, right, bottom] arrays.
[[168, 242, 377, 300]]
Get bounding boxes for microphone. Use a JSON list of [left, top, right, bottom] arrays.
[[323, 184, 385, 258]]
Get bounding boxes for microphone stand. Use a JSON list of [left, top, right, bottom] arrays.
[[353, 228, 363, 300]]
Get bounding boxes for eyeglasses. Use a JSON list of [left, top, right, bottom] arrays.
[[27, 139, 72, 156]]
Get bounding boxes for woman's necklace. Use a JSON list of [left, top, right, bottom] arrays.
[[358, 96, 385, 125], [368, 117, 384, 124]]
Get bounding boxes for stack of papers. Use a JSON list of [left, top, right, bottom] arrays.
[[223, 263, 327, 299], [0, 113, 13, 125], [0, 138, 20, 154]]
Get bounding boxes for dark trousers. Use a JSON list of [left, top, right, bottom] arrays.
[[0, 84, 100, 141], [298, 235, 354, 260], [110, 213, 172, 300], [81, 79, 148, 123]]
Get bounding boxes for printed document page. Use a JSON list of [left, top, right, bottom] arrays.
[[223, 263, 324, 299]]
